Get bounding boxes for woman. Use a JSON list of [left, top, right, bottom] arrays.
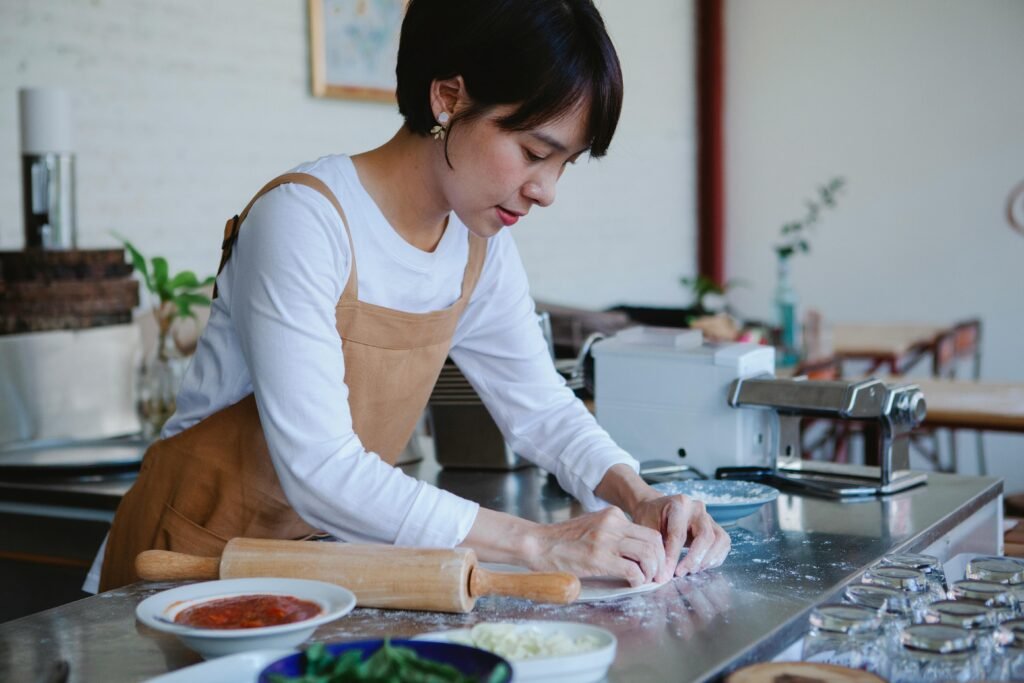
[[91, 0, 731, 593]]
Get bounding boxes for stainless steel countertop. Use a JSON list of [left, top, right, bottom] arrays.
[[0, 458, 1002, 683]]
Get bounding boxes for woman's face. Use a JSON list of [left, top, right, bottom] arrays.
[[439, 104, 590, 238]]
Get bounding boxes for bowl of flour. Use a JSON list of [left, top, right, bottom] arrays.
[[651, 479, 779, 527]]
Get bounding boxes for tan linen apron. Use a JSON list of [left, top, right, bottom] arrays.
[[99, 172, 487, 591]]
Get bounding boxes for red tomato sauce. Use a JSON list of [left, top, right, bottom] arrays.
[[174, 594, 322, 629]]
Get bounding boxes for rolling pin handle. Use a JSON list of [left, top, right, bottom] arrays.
[[468, 566, 581, 604], [135, 550, 221, 581]]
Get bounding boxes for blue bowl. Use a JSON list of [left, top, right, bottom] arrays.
[[651, 479, 779, 527], [258, 639, 511, 682]]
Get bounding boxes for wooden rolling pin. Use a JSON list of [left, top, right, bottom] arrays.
[[136, 537, 579, 613]]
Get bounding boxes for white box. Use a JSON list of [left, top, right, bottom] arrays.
[[0, 324, 141, 445], [593, 326, 776, 475]]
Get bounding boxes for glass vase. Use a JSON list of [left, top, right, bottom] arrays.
[[136, 329, 187, 440], [774, 255, 800, 367]]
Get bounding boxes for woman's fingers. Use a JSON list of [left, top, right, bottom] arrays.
[[675, 509, 719, 576], [609, 556, 648, 587], [700, 525, 732, 571], [617, 537, 663, 584], [659, 501, 686, 582], [532, 507, 668, 585]]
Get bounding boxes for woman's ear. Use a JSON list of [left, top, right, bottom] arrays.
[[429, 75, 468, 120]]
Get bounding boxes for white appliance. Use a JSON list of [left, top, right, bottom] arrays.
[[592, 326, 775, 478], [593, 326, 929, 497]]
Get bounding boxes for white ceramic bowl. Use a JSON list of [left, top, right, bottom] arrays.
[[414, 620, 617, 683], [135, 578, 357, 659]]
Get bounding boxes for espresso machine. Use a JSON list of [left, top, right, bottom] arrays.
[[593, 326, 928, 498]]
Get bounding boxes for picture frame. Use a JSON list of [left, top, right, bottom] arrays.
[[308, 0, 406, 102]]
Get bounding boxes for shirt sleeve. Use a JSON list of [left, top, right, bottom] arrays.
[[449, 232, 640, 510], [227, 183, 479, 548]]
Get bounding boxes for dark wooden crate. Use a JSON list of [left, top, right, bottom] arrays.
[[0, 249, 133, 282], [0, 249, 139, 335]]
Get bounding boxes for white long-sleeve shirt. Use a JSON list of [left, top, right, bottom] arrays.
[[84, 154, 637, 592]]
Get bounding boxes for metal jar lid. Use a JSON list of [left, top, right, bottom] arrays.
[[809, 603, 883, 634], [923, 600, 996, 630], [950, 579, 1016, 606], [966, 557, 1024, 585], [998, 618, 1024, 649], [845, 584, 911, 613], [882, 552, 941, 573], [900, 624, 976, 654], [863, 565, 927, 593]]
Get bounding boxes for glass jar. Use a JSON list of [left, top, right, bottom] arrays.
[[966, 556, 1024, 585], [863, 566, 933, 619], [922, 600, 999, 677], [136, 331, 187, 440], [881, 552, 948, 598], [889, 624, 980, 682], [949, 579, 1019, 622], [970, 557, 1024, 617], [844, 583, 913, 648], [802, 603, 889, 677], [997, 618, 1024, 680]]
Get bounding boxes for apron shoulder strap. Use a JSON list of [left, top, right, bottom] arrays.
[[214, 172, 357, 299], [456, 233, 488, 308]]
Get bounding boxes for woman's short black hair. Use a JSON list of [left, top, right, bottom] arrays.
[[396, 0, 623, 158]]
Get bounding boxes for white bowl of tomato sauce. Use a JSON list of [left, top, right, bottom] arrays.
[[136, 578, 357, 658]]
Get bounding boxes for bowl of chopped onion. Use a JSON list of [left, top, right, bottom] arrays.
[[413, 621, 616, 683]]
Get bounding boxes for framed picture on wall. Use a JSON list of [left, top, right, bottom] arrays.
[[309, 0, 406, 102]]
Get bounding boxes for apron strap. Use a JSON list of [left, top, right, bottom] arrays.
[[456, 233, 488, 309], [214, 172, 357, 299]]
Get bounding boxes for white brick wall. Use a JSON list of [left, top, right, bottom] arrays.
[[0, 0, 698, 309]]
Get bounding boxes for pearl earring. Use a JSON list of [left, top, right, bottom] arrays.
[[430, 111, 450, 141]]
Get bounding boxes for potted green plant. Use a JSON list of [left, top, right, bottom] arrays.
[[773, 176, 845, 365], [678, 274, 748, 317], [117, 235, 215, 437]]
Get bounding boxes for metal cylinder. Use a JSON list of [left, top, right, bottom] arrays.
[[19, 87, 77, 250], [21, 152, 77, 249]]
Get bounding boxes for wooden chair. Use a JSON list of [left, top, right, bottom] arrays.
[[909, 319, 986, 474], [947, 319, 986, 474]]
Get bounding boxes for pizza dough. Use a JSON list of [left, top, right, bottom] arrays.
[[576, 575, 669, 602], [481, 563, 668, 602]]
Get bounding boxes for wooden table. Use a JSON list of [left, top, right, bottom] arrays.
[[910, 377, 1024, 433], [832, 323, 951, 375]]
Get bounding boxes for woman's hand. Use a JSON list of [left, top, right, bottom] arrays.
[[462, 506, 666, 587], [525, 507, 667, 586], [461, 464, 731, 587], [630, 493, 731, 582], [594, 464, 732, 582]]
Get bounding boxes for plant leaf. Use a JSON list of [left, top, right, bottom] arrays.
[[175, 292, 211, 307], [113, 234, 153, 293], [172, 292, 211, 319], [168, 270, 201, 291], [152, 257, 170, 298]]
